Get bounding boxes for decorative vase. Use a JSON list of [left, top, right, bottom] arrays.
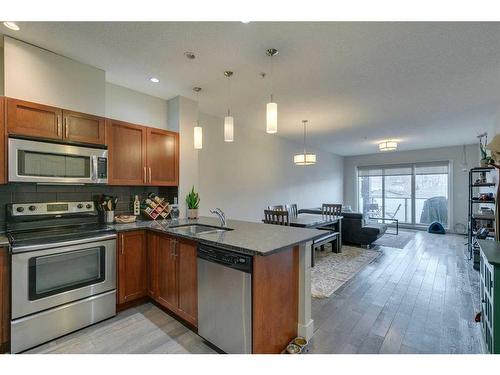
[[187, 208, 198, 219]]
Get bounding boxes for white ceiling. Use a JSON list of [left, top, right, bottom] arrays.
[[2, 22, 500, 156]]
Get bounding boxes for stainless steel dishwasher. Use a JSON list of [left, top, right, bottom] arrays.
[[197, 244, 252, 354]]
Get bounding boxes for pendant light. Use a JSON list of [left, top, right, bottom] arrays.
[[294, 120, 317, 166], [223, 71, 234, 142], [265, 48, 278, 134], [193, 87, 203, 149]]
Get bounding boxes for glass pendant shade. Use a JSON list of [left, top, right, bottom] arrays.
[[378, 141, 397, 152], [294, 153, 317, 165], [194, 125, 203, 149], [266, 101, 278, 134], [224, 115, 234, 142], [294, 120, 316, 166]]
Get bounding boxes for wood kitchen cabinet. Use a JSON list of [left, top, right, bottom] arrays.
[[0, 247, 9, 354], [6, 98, 106, 146], [62, 109, 105, 145], [0, 97, 6, 185], [107, 119, 179, 186], [147, 234, 198, 327], [146, 128, 179, 186], [117, 231, 148, 304], [106, 119, 147, 185], [146, 232, 160, 298], [6, 98, 63, 141]]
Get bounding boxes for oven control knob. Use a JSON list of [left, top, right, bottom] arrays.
[[16, 207, 24, 213], [77, 203, 84, 209], [29, 205, 36, 211], [86, 204, 92, 209]]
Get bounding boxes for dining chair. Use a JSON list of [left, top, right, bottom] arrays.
[[263, 209, 290, 226], [285, 204, 298, 217], [319, 203, 342, 253], [268, 205, 284, 210], [322, 203, 342, 216]]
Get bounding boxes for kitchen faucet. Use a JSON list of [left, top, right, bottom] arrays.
[[210, 208, 227, 227]]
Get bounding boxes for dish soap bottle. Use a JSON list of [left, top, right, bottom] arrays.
[[133, 195, 140, 216]]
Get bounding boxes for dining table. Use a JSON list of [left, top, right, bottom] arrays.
[[289, 213, 343, 266]]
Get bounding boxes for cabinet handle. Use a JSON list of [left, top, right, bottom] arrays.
[[148, 167, 152, 183], [57, 115, 62, 136], [64, 117, 69, 138], [121, 236, 124, 255], [143, 167, 147, 183]]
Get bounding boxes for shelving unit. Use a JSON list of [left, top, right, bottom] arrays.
[[468, 167, 498, 269]]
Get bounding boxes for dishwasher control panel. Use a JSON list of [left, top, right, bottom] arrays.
[[198, 244, 252, 273]]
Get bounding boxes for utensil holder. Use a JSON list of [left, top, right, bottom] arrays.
[[104, 211, 115, 224]]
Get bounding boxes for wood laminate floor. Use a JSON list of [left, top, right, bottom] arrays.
[[26, 230, 483, 354], [309, 230, 484, 354]]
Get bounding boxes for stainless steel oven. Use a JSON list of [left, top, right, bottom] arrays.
[[8, 137, 108, 184], [10, 234, 116, 353]]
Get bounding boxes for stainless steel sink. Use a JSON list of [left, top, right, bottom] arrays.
[[169, 224, 232, 236]]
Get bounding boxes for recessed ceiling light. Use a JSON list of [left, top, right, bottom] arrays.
[[241, 20, 251, 24], [149, 77, 160, 83], [3, 22, 20, 31]]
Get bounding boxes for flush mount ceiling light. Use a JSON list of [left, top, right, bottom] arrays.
[[294, 120, 317, 166], [193, 87, 203, 149], [223, 71, 234, 142], [3, 22, 20, 31], [378, 140, 398, 152], [265, 48, 279, 134], [149, 77, 160, 83]]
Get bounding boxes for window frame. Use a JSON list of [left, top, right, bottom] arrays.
[[356, 161, 452, 229]]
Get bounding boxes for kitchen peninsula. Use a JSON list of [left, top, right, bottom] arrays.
[[111, 216, 323, 354]]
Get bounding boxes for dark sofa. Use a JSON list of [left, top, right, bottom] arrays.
[[341, 212, 387, 247], [298, 209, 387, 247]]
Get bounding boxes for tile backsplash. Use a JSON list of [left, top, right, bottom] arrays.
[[0, 183, 178, 227]]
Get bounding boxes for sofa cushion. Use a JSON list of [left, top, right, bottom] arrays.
[[362, 224, 387, 237]]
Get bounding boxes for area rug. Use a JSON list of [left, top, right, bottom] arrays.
[[373, 229, 416, 249], [311, 245, 381, 299]]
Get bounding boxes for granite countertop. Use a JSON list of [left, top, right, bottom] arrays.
[[110, 216, 325, 256], [478, 240, 500, 266]]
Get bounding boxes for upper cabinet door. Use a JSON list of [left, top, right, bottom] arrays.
[[62, 110, 105, 145], [146, 128, 179, 186], [6, 98, 63, 141], [0, 98, 6, 185], [106, 119, 147, 185]]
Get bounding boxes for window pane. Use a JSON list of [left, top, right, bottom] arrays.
[[384, 175, 412, 223], [358, 176, 382, 217], [415, 173, 448, 226]]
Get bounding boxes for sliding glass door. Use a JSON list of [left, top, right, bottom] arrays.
[[357, 162, 450, 227]]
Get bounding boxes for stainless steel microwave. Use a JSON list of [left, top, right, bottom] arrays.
[[8, 138, 108, 184]]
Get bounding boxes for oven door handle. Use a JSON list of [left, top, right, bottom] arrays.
[[12, 233, 117, 254]]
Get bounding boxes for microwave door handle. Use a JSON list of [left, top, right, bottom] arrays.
[[91, 155, 98, 182]]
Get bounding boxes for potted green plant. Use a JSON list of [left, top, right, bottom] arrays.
[[185, 186, 200, 219], [480, 133, 494, 167]]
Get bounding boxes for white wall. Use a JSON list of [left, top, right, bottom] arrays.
[[168, 96, 199, 218], [0, 47, 4, 96], [3, 37, 105, 116], [105, 82, 168, 129], [343, 144, 479, 231], [197, 112, 344, 222]]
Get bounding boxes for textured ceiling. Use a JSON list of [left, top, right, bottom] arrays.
[[2, 22, 500, 155]]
